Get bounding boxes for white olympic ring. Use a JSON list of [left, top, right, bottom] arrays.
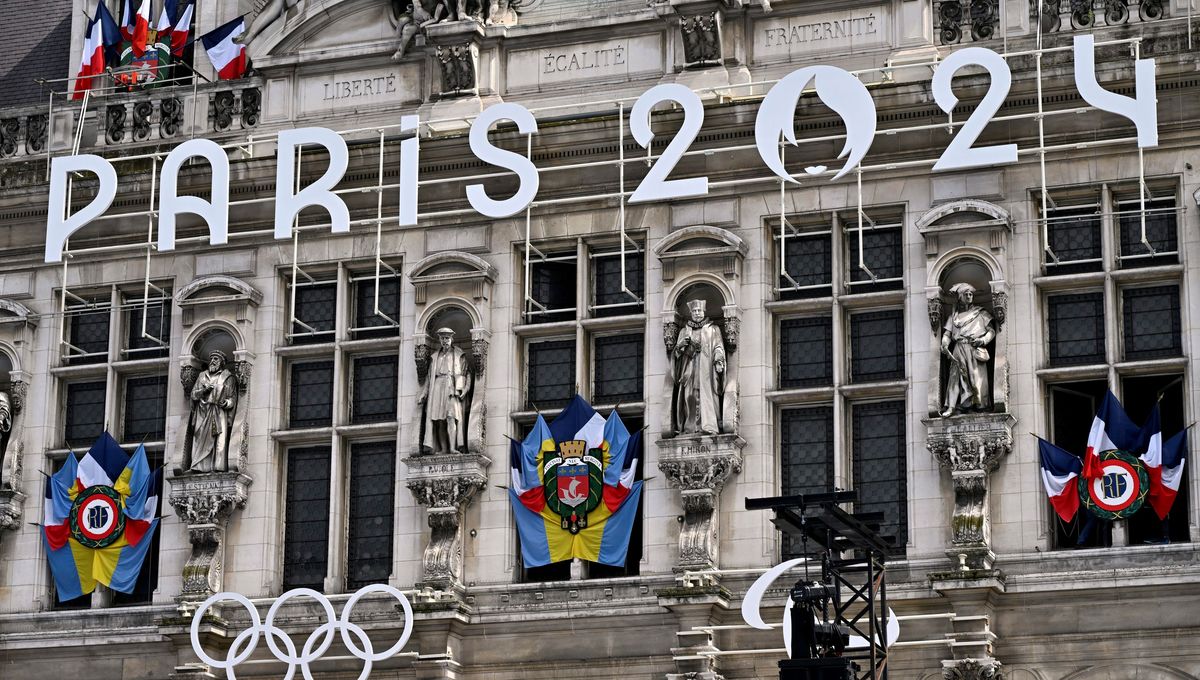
[[190, 583, 414, 680]]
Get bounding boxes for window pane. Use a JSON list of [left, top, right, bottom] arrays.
[[284, 446, 331, 590], [1122, 285, 1182, 361], [781, 407, 834, 559], [593, 334, 643, 403], [1047, 292, 1105, 366], [126, 297, 171, 357], [780, 317, 833, 388], [852, 401, 907, 550], [846, 226, 903, 290], [289, 361, 334, 428], [527, 339, 575, 410], [1118, 198, 1178, 267], [593, 252, 644, 317], [65, 381, 106, 449], [849, 310, 905, 382], [529, 257, 576, 323], [780, 233, 832, 298], [123, 375, 167, 442], [348, 441, 396, 589], [1045, 206, 1102, 275], [352, 355, 398, 424], [354, 277, 401, 338], [68, 305, 110, 364], [292, 283, 337, 342]]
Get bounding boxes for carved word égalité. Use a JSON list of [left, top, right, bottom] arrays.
[[543, 46, 627, 74]]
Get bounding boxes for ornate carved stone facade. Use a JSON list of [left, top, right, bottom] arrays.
[[404, 453, 490, 591], [167, 471, 253, 600], [658, 434, 744, 571]]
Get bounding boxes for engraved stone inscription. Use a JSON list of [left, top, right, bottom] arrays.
[[322, 74, 398, 101], [298, 64, 421, 116], [507, 34, 663, 91], [754, 6, 889, 61]]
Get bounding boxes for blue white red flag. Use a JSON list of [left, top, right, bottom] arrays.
[[131, 0, 152, 57], [171, 2, 194, 57], [155, 0, 178, 45], [72, 8, 107, 100], [1138, 406, 1188, 520], [1084, 391, 1142, 478], [1038, 436, 1082, 522], [200, 16, 247, 80]]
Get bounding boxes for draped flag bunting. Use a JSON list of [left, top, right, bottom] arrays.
[[1084, 391, 1143, 479], [509, 396, 642, 568], [42, 433, 161, 601], [1139, 405, 1189, 520], [1038, 437, 1082, 522]]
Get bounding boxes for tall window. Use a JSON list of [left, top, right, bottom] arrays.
[[1038, 180, 1188, 548], [772, 206, 908, 557], [279, 263, 401, 591]]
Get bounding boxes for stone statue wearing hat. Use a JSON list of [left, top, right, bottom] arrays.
[[419, 328, 471, 454], [186, 350, 239, 473], [672, 299, 727, 435]]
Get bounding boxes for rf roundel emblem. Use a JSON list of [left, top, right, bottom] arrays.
[[1079, 450, 1149, 520], [69, 485, 126, 548]]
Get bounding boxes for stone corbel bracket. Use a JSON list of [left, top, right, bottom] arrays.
[[404, 453, 491, 593], [0, 485, 27, 544], [942, 658, 1003, 680], [657, 434, 745, 572], [167, 471, 253, 601]]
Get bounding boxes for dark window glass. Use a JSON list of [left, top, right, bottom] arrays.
[[126, 297, 171, 358], [781, 407, 835, 559], [1045, 206, 1102, 275], [123, 375, 167, 442], [1118, 198, 1178, 268], [780, 317, 833, 388], [529, 256, 576, 323], [353, 276, 401, 338], [780, 232, 832, 299], [1048, 382, 1109, 549], [1047, 292, 1106, 366], [67, 304, 110, 364], [284, 446, 331, 590], [352, 355, 398, 424], [291, 282, 337, 343], [593, 252, 644, 317], [846, 225, 903, 291], [289, 361, 334, 428], [65, 381, 106, 448], [347, 441, 396, 589], [849, 310, 905, 382], [852, 401, 907, 551], [593, 334, 643, 404], [527, 339, 575, 410], [1123, 286, 1181, 361]]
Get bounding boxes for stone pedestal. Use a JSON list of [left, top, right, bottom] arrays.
[[0, 487, 26, 543], [405, 452, 490, 593], [930, 573, 1006, 680], [924, 413, 1013, 571], [421, 22, 498, 131], [657, 433, 744, 571], [167, 471, 252, 601], [658, 582, 731, 680]]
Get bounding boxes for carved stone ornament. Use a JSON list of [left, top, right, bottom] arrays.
[[928, 294, 944, 332], [25, 113, 48, 154], [658, 434, 745, 571], [437, 43, 477, 94], [167, 471, 252, 600], [680, 12, 721, 65], [414, 334, 432, 385], [943, 659, 1003, 680], [0, 487, 26, 542], [471, 334, 489, 378], [404, 453, 490, 590]]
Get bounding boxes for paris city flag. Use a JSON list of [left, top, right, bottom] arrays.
[[200, 16, 247, 80], [1038, 436, 1082, 522], [42, 433, 161, 601], [1138, 406, 1189, 520]]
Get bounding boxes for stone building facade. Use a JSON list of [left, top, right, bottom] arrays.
[[0, 0, 1198, 678]]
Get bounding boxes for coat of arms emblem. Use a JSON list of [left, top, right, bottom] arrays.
[[543, 439, 603, 534]]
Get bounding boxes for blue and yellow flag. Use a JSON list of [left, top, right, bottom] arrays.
[[509, 395, 643, 568], [43, 433, 161, 601]]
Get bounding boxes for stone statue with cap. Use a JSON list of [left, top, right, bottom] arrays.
[[672, 298, 727, 435], [419, 327, 471, 454], [940, 282, 996, 417], [185, 349, 240, 473]]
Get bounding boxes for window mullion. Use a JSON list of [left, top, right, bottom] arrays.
[[326, 434, 347, 594], [831, 212, 846, 297]]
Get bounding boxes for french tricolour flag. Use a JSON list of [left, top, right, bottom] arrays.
[[155, 0, 178, 46], [1084, 391, 1142, 479], [200, 16, 248, 80], [72, 11, 107, 100], [1039, 436, 1083, 522], [171, 2, 193, 57], [131, 0, 152, 57], [1139, 406, 1189, 520], [120, 0, 135, 41]]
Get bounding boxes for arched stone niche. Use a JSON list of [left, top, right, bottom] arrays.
[[662, 279, 739, 437], [0, 299, 36, 496], [929, 252, 1008, 417], [179, 324, 251, 474], [408, 251, 497, 306], [412, 300, 488, 455]]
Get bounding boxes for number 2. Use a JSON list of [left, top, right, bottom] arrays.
[[932, 48, 1018, 172], [628, 84, 708, 203]]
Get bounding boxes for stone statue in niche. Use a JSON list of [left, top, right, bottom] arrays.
[[939, 283, 996, 417], [392, 0, 444, 61], [672, 299, 727, 435], [185, 350, 240, 472], [420, 328, 471, 454], [0, 391, 11, 487]]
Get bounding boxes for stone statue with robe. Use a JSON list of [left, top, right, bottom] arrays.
[[0, 391, 11, 487], [940, 283, 996, 417], [420, 328, 471, 453], [186, 350, 239, 472], [673, 299, 726, 435]]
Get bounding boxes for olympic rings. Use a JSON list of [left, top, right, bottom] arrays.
[[190, 584, 415, 680]]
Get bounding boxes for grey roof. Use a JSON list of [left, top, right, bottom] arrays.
[[0, 0, 74, 108]]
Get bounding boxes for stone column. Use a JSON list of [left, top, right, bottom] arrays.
[[404, 453, 490, 594], [167, 471, 252, 601], [657, 434, 745, 571]]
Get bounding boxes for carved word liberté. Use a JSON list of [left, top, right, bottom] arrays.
[[322, 74, 399, 101], [43, 36, 1156, 264], [761, 14, 878, 48], [542, 46, 627, 74]]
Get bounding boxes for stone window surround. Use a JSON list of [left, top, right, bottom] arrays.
[[1033, 180, 1188, 549], [273, 260, 403, 594]]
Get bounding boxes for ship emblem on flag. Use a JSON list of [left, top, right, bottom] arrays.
[[545, 439, 602, 534]]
